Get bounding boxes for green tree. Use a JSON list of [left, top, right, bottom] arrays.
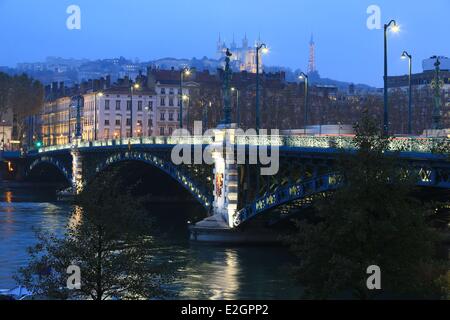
[[287, 114, 449, 299], [16, 170, 177, 300]]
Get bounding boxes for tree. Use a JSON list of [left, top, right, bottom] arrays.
[[16, 169, 177, 300], [287, 113, 449, 299], [9, 74, 44, 145], [0, 72, 44, 146], [0, 72, 11, 119]]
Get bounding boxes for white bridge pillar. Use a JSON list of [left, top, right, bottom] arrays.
[[71, 146, 84, 194], [212, 124, 239, 228]]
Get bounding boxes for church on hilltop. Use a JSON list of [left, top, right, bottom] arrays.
[[216, 34, 264, 74], [217, 33, 320, 79]]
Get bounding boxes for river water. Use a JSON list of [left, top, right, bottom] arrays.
[[0, 183, 303, 300]]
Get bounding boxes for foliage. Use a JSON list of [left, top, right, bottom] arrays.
[[15, 169, 177, 300], [287, 113, 449, 299], [0, 72, 44, 144]]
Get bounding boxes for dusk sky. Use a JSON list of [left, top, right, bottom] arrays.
[[0, 0, 449, 87]]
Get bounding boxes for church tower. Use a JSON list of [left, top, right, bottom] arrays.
[[217, 33, 226, 58], [242, 33, 249, 49]]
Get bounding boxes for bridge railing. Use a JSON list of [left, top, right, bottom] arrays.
[[37, 136, 215, 153], [236, 135, 448, 154], [36, 135, 447, 155]]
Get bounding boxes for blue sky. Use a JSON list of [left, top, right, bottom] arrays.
[[0, 0, 448, 87]]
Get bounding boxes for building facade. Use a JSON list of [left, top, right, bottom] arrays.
[[84, 88, 156, 140], [39, 67, 200, 146], [147, 68, 194, 136], [387, 56, 450, 133]]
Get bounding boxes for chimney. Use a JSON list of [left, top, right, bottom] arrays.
[[106, 75, 111, 88], [93, 79, 100, 91], [59, 82, 65, 96], [52, 82, 58, 98], [146, 66, 156, 90], [45, 85, 51, 99], [124, 76, 130, 87], [99, 77, 105, 90], [80, 81, 87, 93]]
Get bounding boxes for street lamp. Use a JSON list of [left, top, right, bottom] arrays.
[[182, 94, 190, 131], [383, 19, 400, 136], [201, 100, 212, 132], [145, 104, 153, 137], [401, 51, 413, 135], [94, 92, 103, 141], [1, 119, 5, 152], [256, 43, 268, 132], [179, 67, 191, 129], [231, 87, 240, 127], [299, 72, 309, 134], [130, 83, 140, 138]]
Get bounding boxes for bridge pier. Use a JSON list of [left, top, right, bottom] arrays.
[[189, 124, 276, 243], [71, 147, 84, 194], [212, 124, 239, 228]]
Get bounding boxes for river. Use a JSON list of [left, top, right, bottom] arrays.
[[0, 183, 303, 300]]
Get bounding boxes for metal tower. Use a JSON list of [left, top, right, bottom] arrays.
[[308, 34, 316, 74]]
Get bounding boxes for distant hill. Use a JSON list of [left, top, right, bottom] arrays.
[[264, 66, 377, 93], [6, 56, 378, 92]]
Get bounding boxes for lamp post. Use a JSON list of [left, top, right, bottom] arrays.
[[255, 43, 268, 132], [1, 120, 5, 152], [401, 51, 412, 135], [231, 87, 240, 126], [383, 19, 400, 136], [431, 57, 444, 130], [94, 92, 103, 141], [67, 106, 71, 145], [145, 105, 152, 136], [74, 95, 83, 141], [299, 72, 309, 134], [130, 83, 140, 138], [202, 101, 212, 132], [183, 94, 190, 131], [179, 68, 191, 129]]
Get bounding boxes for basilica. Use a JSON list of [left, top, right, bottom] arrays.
[[216, 34, 264, 74]]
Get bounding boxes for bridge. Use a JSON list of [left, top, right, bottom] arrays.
[[5, 126, 450, 242]]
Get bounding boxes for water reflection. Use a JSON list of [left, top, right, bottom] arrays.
[[177, 248, 241, 300], [0, 186, 71, 288], [0, 185, 303, 299], [68, 206, 83, 230], [5, 191, 12, 203]]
